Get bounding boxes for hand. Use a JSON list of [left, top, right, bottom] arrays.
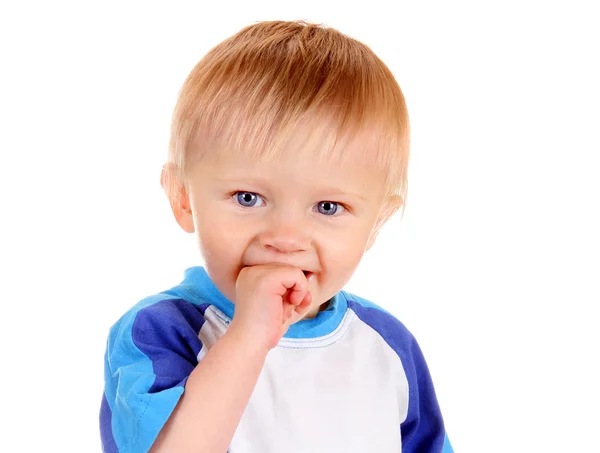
[[229, 264, 313, 352]]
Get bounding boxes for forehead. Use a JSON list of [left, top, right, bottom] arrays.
[[190, 133, 387, 197], [197, 113, 386, 168]]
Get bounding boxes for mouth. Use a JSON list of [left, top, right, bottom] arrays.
[[242, 264, 314, 279]]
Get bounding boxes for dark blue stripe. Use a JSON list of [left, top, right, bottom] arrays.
[[100, 393, 118, 453], [132, 299, 210, 393]]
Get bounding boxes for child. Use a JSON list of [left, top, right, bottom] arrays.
[[100, 20, 454, 453]]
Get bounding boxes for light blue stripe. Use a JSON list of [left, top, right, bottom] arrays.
[[104, 294, 184, 452], [442, 433, 454, 453], [340, 291, 395, 317], [174, 266, 349, 339], [285, 291, 347, 338]]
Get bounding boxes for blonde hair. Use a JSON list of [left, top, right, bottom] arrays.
[[165, 20, 409, 209]]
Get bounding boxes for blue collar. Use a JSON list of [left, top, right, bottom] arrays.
[[171, 266, 348, 339]]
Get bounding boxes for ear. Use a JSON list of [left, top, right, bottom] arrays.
[[365, 194, 403, 251], [160, 165, 195, 233]]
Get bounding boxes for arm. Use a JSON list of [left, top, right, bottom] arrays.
[[149, 264, 312, 453], [101, 266, 311, 453], [101, 298, 205, 453], [151, 265, 311, 453], [149, 326, 268, 453]]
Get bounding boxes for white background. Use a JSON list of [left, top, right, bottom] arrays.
[[1, 1, 598, 452]]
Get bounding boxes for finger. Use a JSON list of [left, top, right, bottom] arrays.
[[294, 291, 313, 317], [288, 291, 313, 325], [272, 268, 308, 297], [286, 285, 309, 306], [282, 301, 295, 323]]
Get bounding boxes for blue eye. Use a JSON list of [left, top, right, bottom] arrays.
[[317, 201, 344, 216], [235, 192, 264, 207]]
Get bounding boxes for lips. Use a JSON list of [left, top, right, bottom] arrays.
[[244, 262, 314, 275]]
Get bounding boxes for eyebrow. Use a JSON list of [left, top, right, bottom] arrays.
[[317, 189, 367, 201], [214, 177, 368, 201]]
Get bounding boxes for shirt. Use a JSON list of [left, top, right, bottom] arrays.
[[100, 266, 454, 453]]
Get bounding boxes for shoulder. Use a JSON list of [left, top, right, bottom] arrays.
[[340, 290, 428, 376], [105, 291, 211, 365], [108, 279, 214, 330], [102, 291, 210, 452], [340, 293, 451, 452], [341, 290, 415, 349]]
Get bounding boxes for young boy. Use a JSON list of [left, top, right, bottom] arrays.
[[100, 20, 454, 453]]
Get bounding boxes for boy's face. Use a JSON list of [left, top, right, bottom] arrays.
[[175, 139, 396, 320]]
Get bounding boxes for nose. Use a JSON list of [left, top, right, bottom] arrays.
[[258, 218, 311, 254]]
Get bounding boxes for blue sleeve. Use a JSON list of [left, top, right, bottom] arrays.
[[100, 296, 209, 453], [346, 296, 454, 453], [398, 335, 454, 453]]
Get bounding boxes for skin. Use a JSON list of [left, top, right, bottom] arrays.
[[174, 142, 399, 321], [151, 138, 401, 452]]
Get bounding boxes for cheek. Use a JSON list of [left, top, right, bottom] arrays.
[[318, 248, 364, 302], [320, 226, 372, 278], [329, 236, 365, 260], [198, 223, 239, 260], [195, 211, 234, 255], [195, 208, 258, 265], [195, 215, 250, 302]]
